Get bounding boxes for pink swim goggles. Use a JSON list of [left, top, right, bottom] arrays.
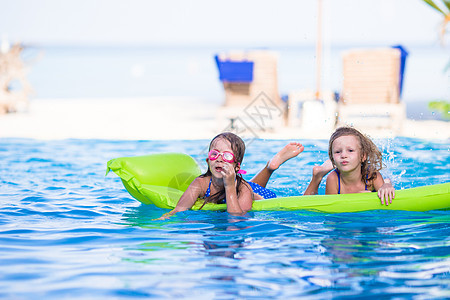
[[207, 150, 247, 174], [208, 150, 235, 163]]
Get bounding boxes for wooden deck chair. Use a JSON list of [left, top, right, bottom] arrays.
[[215, 50, 281, 107], [337, 48, 406, 134], [215, 50, 284, 132]]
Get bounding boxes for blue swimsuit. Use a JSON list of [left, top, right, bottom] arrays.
[[204, 179, 277, 203], [334, 169, 374, 194]]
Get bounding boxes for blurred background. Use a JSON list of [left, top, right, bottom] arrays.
[[1, 0, 449, 120]]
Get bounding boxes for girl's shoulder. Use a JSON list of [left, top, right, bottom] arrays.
[[191, 175, 211, 189], [367, 171, 384, 191], [189, 175, 212, 198], [325, 169, 339, 194], [326, 169, 338, 181]]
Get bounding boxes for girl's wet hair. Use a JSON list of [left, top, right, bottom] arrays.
[[209, 132, 246, 166], [328, 126, 383, 184], [199, 132, 248, 208]]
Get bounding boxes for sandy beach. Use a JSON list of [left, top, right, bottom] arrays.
[[0, 97, 449, 141]]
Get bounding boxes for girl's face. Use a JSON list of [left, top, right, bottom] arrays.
[[207, 138, 236, 178], [331, 135, 365, 173]]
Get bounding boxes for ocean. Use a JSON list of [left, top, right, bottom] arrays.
[[21, 44, 450, 120]]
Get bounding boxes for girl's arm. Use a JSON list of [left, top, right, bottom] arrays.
[[325, 171, 339, 195], [222, 163, 253, 215], [373, 172, 395, 206], [155, 177, 204, 220], [303, 160, 333, 195]]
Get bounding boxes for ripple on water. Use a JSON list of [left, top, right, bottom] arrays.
[[0, 138, 448, 299]]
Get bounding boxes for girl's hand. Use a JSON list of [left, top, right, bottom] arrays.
[[220, 162, 252, 215], [378, 180, 395, 206], [220, 162, 236, 188], [153, 210, 175, 220]]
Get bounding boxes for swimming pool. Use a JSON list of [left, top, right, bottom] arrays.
[[1, 138, 449, 298]]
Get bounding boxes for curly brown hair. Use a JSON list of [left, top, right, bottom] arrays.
[[199, 132, 248, 208], [328, 127, 383, 185]]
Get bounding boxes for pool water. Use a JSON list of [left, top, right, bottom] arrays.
[[1, 138, 449, 299]]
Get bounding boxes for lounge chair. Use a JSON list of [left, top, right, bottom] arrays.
[[337, 47, 407, 134], [215, 50, 281, 106], [215, 50, 284, 132]]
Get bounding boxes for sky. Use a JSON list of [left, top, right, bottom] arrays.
[[0, 0, 447, 47]]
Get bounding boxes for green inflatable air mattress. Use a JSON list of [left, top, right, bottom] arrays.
[[106, 153, 450, 213]]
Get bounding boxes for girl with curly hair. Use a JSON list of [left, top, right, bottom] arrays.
[[325, 127, 395, 205]]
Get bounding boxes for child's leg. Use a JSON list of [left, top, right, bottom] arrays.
[[303, 160, 333, 195], [250, 142, 304, 188]]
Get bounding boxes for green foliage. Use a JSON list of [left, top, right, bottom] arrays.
[[428, 100, 450, 120], [422, 1, 450, 73], [423, 0, 450, 16], [423, 0, 450, 15]]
